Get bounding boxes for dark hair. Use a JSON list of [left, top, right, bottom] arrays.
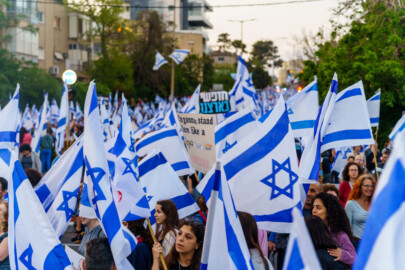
[[125, 218, 154, 249], [165, 220, 205, 270], [238, 212, 269, 270], [342, 161, 363, 182], [197, 196, 208, 213], [19, 144, 31, 153], [305, 215, 338, 250], [348, 174, 376, 202], [0, 201, 8, 233], [322, 184, 339, 197], [19, 127, 28, 143], [0, 177, 7, 191], [46, 127, 52, 134], [382, 148, 391, 155], [24, 168, 42, 187], [155, 200, 179, 242], [85, 237, 114, 270], [314, 193, 353, 240]]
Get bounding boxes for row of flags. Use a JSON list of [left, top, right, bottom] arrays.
[[153, 49, 190, 71]]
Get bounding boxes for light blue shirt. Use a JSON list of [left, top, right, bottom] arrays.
[[345, 200, 368, 238]]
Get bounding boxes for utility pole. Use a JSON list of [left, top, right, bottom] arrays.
[[228, 19, 255, 56], [169, 0, 177, 104]]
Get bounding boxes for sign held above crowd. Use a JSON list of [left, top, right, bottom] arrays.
[[199, 91, 230, 114]]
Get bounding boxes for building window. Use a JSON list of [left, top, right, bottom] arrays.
[[78, 18, 83, 35], [54, 17, 61, 28], [68, 43, 77, 50], [218, 57, 224, 61], [38, 12, 44, 23], [93, 42, 101, 55], [38, 47, 44, 60]]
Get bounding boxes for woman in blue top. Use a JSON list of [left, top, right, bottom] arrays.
[[0, 201, 9, 269]]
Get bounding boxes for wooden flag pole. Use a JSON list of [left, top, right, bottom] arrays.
[[193, 172, 207, 222], [146, 218, 168, 270], [374, 127, 379, 180]]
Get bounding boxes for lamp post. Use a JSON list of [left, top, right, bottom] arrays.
[[271, 37, 287, 86], [169, 0, 177, 105], [228, 18, 256, 56]]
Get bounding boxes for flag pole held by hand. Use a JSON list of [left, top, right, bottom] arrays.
[[147, 217, 168, 270]]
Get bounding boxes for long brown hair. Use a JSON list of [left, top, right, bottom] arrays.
[[155, 200, 179, 242], [125, 218, 154, 249], [347, 174, 376, 202], [238, 211, 269, 270], [0, 201, 8, 233], [164, 220, 205, 270]]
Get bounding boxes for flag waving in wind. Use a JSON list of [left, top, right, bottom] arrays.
[[55, 85, 69, 156], [169, 49, 190, 64], [366, 90, 380, 127], [153, 50, 168, 70]]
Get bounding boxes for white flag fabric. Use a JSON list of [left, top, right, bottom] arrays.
[[214, 107, 258, 159], [367, 90, 380, 127], [83, 81, 136, 270], [286, 77, 319, 137], [35, 136, 84, 237], [353, 131, 405, 270], [153, 50, 168, 70], [0, 85, 20, 152], [331, 147, 353, 173], [169, 49, 190, 64], [138, 149, 199, 225], [282, 208, 322, 270], [51, 98, 60, 125], [22, 103, 34, 131], [198, 96, 300, 232], [135, 126, 194, 176], [75, 101, 84, 120], [31, 93, 49, 154], [389, 113, 405, 141], [180, 84, 201, 114], [200, 162, 253, 270], [55, 85, 69, 156], [8, 152, 73, 269]]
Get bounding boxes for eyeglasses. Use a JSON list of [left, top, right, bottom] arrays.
[[362, 184, 374, 188], [349, 169, 358, 172]]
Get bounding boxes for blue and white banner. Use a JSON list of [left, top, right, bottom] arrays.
[[199, 96, 300, 232], [180, 85, 201, 114], [138, 149, 199, 225], [83, 81, 136, 270], [331, 147, 353, 173], [35, 136, 84, 237], [51, 98, 60, 125], [389, 113, 405, 141], [153, 50, 168, 70], [169, 49, 190, 65], [55, 85, 69, 156], [31, 93, 49, 154], [22, 103, 34, 131], [286, 77, 319, 137], [367, 90, 380, 127], [282, 208, 322, 270], [8, 153, 72, 269], [0, 84, 20, 152], [200, 162, 253, 269], [353, 131, 405, 270]]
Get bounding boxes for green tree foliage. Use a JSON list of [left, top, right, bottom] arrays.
[[231, 40, 247, 54], [250, 40, 283, 68], [299, 0, 405, 145], [217, 33, 232, 52], [252, 66, 272, 89]]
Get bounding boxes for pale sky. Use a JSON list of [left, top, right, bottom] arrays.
[[206, 0, 340, 61]]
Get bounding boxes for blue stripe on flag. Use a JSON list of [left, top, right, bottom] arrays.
[[108, 134, 126, 157], [215, 113, 254, 142], [370, 94, 380, 101], [89, 85, 98, 114], [253, 204, 299, 223], [370, 117, 379, 124], [0, 131, 17, 143], [305, 84, 318, 92], [242, 87, 254, 98], [57, 118, 66, 127], [224, 110, 290, 180], [43, 243, 71, 269], [285, 239, 305, 270], [123, 229, 137, 252], [337, 88, 362, 102], [138, 153, 167, 178], [290, 120, 316, 130], [102, 202, 121, 242], [0, 149, 11, 165], [322, 129, 372, 145], [36, 185, 51, 205], [135, 129, 178, 151], [171, 161, 190, 172], [171, 193, 196, 210]]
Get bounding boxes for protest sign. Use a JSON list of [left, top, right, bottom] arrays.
[[177, 113, 216, 173], [199, 91, 230, 114]]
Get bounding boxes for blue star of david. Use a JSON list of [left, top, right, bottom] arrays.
[[223, 140, 237, 154], [128, 137, 135, 153], [122, 157, 138, 179], [143, 187, 153, 203], [57, 187, 80, 221], [86, 165, 107, 203], [343, 148, 352, 159], [287, 108, 293, 115], [260, 158, 299, 200], [20, 244, 36, 270], [245, 77, 254, 87]]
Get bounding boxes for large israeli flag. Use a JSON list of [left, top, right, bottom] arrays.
[[286, 77, 319, 137], [31, 93, 49, 154], [83, 81, 136, 270], [282, 208, 322, 270], [55, 85, 69, 156], [180, 84, 201, 114], [51, 98, 60, 125], [389, 113, 405, 141], [331, 146, 353, 173], [215, 106, 258, 159], [0, 84, 20, 152], [169, 49, 190, 64], [8, 153, 72, 269], [200, 162, 253, 270], [367, 90, 380, 127], [353, 131, 405, 270], [198, 95, 300, 232], [135, 126, 194, 176], [153, 50, 168, 70], [22, 103, 34, 131], [138, 149, 199, 225]]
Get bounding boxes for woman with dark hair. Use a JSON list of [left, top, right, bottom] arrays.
[[124, 218, 154, 269], [339, 161, 363, 206], [305, 215, 347, 270], [19, 127, 32, 146], [0, 201, 9, 269], [152, 220, 205, 270], [155, 200, 179, 256], [312, 192, 356, 266], [238, 212, 272, 270], [345, 174, 376, 250]]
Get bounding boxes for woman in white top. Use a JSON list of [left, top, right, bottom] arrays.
[[155, 200, 179, 256], [238, 211, 273, 270]]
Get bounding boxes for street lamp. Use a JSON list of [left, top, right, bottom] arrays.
[[271, 37, 287, 85], [228, 18, 256, 56]]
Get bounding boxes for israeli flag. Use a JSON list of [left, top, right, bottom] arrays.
[[32, 104, 39, 130], [389, 113, 405, 141], [0, 85, 20, 151], [8, 153, 72, 269], [75, 101, 84, 120], [200, 162, 253, 269], [215, 106, 258, 159], [55, 85, 69, 156], [135, 126, 194, 176], [22, 103, 34, 131], [286, 77, 319, 137], [31, 93, 49, 154], [282, 208, 322, 270], [169, 49, 190, 65], [133, 105, 144, 126], [51, 98, 60, 125], [138, 149, 199, 225], [353, 131, 405, 270], [180, 84, 201, 114], [100, 99, 113, 141], [35, 136, 84, 237], [113, 90, 119, 112], [366, 90, 380, 127], [83, 81, 137, 270], [198, 95, 300, 232], [69, 100, 75, 117], [153, 50, 168, 70], [331, 147, 353, 173]]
